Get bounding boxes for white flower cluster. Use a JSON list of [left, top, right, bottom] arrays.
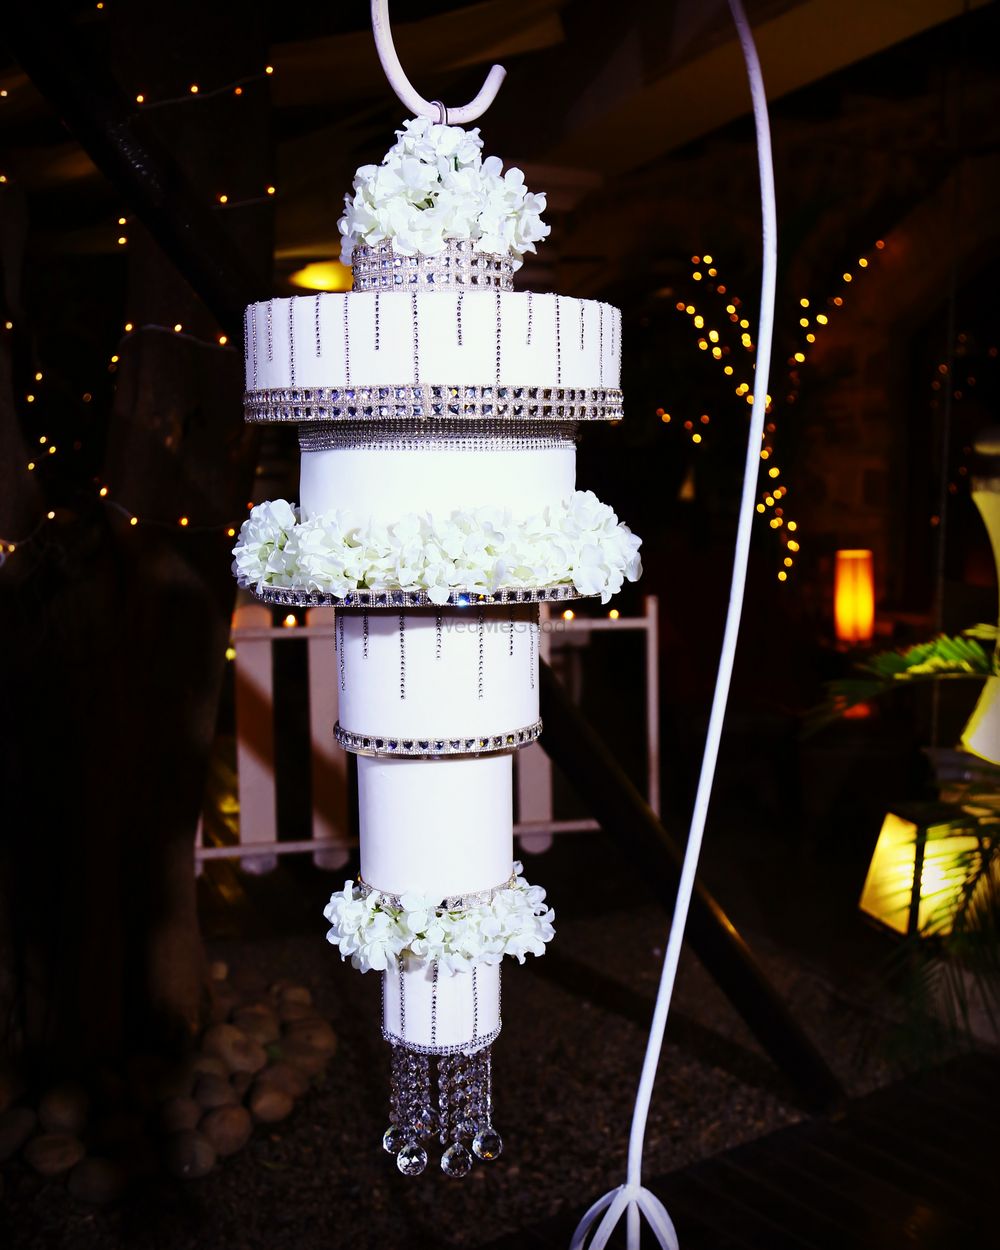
[[338, 116, 550, 269], [232, 492, 642, 606], [322, 863, 555, 975]]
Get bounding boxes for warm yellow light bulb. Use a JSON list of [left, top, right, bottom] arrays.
[[179, 516, 189, 527], [130, 516, 138, 526], [99, 486, 108, 497], [609, 609, 620, 620], [702, 254, 713, 264]]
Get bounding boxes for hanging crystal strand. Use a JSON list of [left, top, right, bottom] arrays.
[[438, 1054, 450, 1146], [441, 1049, 473, 1177], [472, 1045, 502, 1162], [395, 1047, 428, 1175], [382, 1045, 408, 1155]]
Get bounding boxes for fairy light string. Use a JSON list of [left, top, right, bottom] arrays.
[[1, 319, 248, 556], [659, 237, 885, 581]]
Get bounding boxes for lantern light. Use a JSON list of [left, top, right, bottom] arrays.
[[860, 804, 993, 937], [834, 549, 874, 645]]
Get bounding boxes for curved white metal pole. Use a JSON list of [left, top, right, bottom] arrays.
[[371, 0, 506, 123], [571, 0, 778, 1246]]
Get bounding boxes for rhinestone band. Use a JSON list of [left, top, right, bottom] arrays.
[[255, 583, 590, 609], [244, 383, 624, 424], [382, 1022, 501, 1057], [296, 420, 578, 453], [351, 238, 514, 293], [333, 720, 543, 758], [356, 872, 518, 912]]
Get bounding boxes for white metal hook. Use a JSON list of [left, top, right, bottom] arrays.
[[371, 0, 507, 125]]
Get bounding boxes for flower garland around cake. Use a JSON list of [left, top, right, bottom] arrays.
[[323, 863, 555, 975], [338, 116, 550, 267], [232, 491, 642, 605]]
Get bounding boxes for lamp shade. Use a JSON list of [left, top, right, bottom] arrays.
[[859, 803, 994, 937], [834, 549, 874, 645]]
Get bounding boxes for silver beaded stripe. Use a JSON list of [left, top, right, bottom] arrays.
[[495, 289, 502, 386], [430, 962, 438, 1046], [411, 291, 419, 384], [382, 1021, 501, 1057], [477, 609, 485, 701], [314, 294, 322, 357], [333, 719, 542, 758], [374, 291, 380, 351], [508, 608, 514, 657], [398, 954, 406, 1040], [435, 613, 443, 660], [350, 238, 514, 292], [343, 298, 350, 386], [398, 613, 406, 700], [472, 966, 479, 1043], [296, 421, 578, 453], [244, 383, 624, 424], [338, 612, 345, 691], [599, 304, 604, 387], [288, 299, 296, 386], [266, 300, 273, 362], [555, 295, 562, 386], [456, 291, 463, 346], [354, 871, 517, 912], [580, 302, 585, 352], [362, 611, 369, 658], [243, 309, 249, 386], [526, 291, 533, 346], [255, 583, 591, 609], [250, 305, 258, 387], [529, 618, 536, 690]]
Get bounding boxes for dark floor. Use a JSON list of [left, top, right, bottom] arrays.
[[7, 813, 988, 1250]]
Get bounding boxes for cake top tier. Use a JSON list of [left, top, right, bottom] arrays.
[[338, 118, 549, 289]]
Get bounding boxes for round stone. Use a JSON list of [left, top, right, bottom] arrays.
[[472, 1127, 503, 1162], [440, 1141, 473, 1178], [381, 1125, 407, 1155], [395, 1142, 427, 1176]]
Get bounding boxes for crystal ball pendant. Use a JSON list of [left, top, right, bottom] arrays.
[[396, 1142, 428, 1176], [382, 1125, 407, 1155], [472, 1126, 503, 1162], [440, 1142, 473, 1178]]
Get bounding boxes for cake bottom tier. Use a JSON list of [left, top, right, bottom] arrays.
[[382, 957, 500, 1053]]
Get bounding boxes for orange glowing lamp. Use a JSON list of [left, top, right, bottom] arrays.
[[834, 549, 874, 645]]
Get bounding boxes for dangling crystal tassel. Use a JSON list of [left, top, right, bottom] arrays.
[[383, 1042, 501, 1177]]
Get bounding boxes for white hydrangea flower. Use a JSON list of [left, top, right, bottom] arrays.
[[322, 864, 555, 975], [338, 116, 550, 269], [233, 491, 641, 604]]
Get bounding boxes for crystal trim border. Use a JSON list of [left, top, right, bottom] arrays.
[[254, 583, 590, 609], [356, 873, 518, 912], [244, 383, 624, 424], [297, 420, 578, 452], [382, 1022, 501, 1057], [333, 720, 543, 758], [351, 239, 514, 293]]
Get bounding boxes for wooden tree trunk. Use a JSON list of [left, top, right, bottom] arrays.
[[0, 0, 271, 1075]]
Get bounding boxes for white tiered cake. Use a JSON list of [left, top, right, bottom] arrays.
[[233, 117, 641, 1177]]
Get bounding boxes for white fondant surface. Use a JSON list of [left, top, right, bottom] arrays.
[[382, 958, 501, 1050], [338, 607, 538, 739], [300, 444, 576, 522], [245, 292, 622, 391], [359, 754, 513, 897]]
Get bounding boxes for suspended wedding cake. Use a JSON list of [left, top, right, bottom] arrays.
[[233, 117, 642, 1176]]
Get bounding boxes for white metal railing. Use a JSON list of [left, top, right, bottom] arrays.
[[196, 596, 659, 870]]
